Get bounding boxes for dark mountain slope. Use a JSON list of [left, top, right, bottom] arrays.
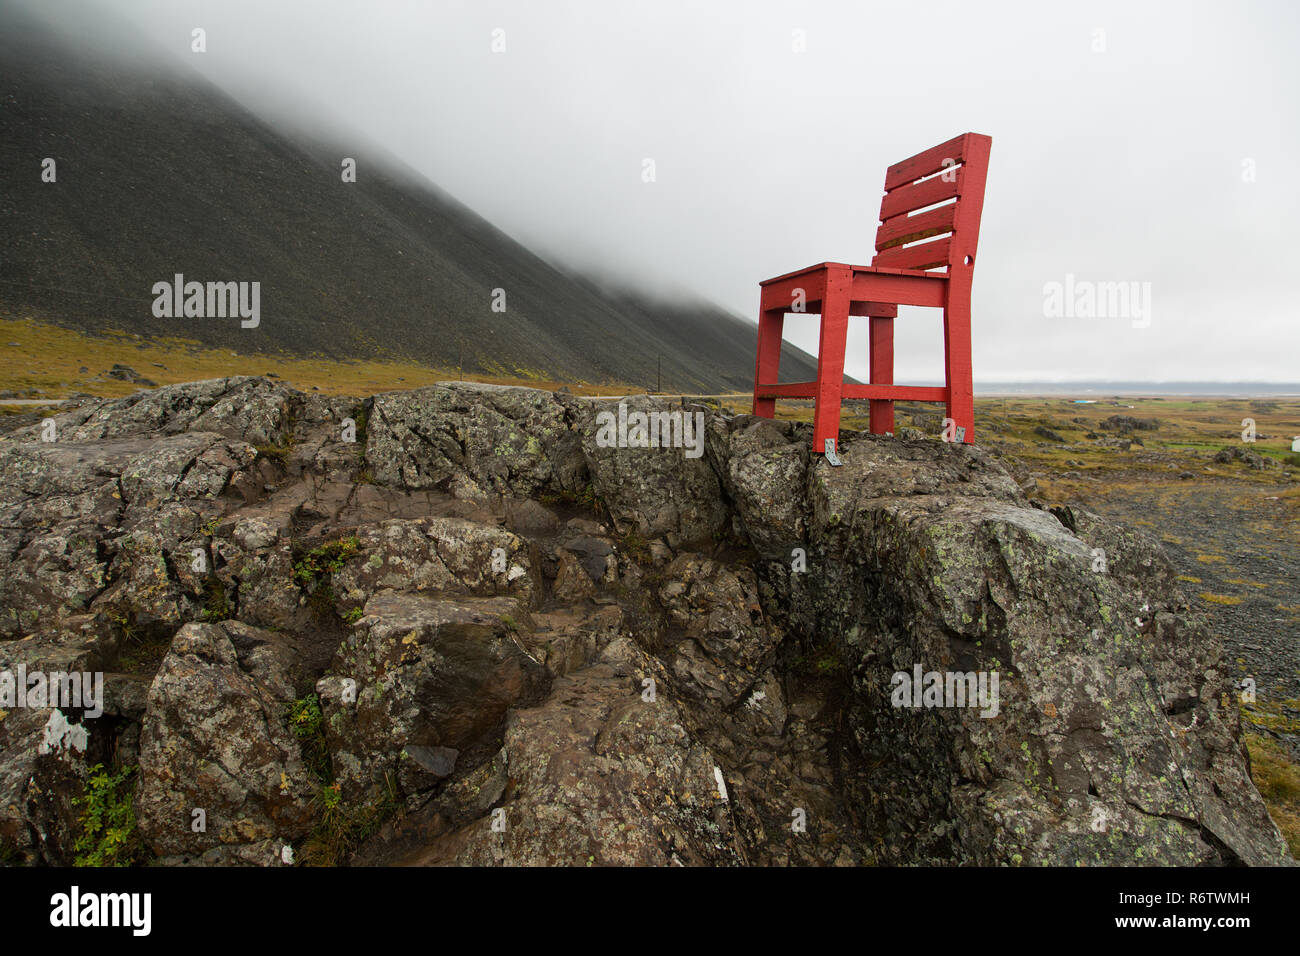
[[0, 0, 816, 390]]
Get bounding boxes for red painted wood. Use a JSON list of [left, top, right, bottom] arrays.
[[754, 133, 991, 452], [883, 133, 972, 191], [755, 382, 949, 402], [944, 272, 975, 444], [753, 381, 817, 398], [879, 169, 962, 221], [811, 265, 852, 451], [872, 235, 951, 271], [860, 302, 898, 318], [847, 269, 947, 309], [760, 262, 841, 286], [875, 203, 957, 252], [752, 308, 785, 418], [868, 315, 896, 434], [847, 383, 947, 402]]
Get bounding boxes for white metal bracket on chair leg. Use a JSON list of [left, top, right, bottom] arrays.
[[824, 438, 842, 466]]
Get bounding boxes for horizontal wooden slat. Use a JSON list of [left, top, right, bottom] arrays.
[[872, 236, 951, 271], [756, 382, 950, 402], [875, 203, 956, 253], [842, 384, 949, 402], [883, 133, 970, 190], [754, 382, 817, 398], [879, 167, 962, 220]]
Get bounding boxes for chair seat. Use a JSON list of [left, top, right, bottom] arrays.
[[760, 261, 949, 286]]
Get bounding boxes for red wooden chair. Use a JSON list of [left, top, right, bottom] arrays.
[[752, 132, 992, 454]]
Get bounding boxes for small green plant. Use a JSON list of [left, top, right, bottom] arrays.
[[73, 764, 141, 867], [789, 649, 847, 678], [288, 693, 331, 782], [284, 690, 403, 866], [343, 607, 363, 625], [350, 403, 369, 444], [292, 536, 362, 620], [293, 536, 362, 586], [299, 776, 400, 867], [814, 654, 842, 674], [199, 575, 233, 622]]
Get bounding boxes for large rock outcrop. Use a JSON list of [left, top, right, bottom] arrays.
[[0, 377, 1290, 866]]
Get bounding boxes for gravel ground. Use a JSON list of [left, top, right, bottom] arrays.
[[1053, 475, 1299, 699]]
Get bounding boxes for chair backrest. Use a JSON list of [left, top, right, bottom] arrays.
[[871, 132, 992, 274]]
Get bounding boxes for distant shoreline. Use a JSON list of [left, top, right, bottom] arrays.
[[973, 384, 1299, 398]]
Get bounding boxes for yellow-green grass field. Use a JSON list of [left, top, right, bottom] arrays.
[[0, 316, 632, 405]]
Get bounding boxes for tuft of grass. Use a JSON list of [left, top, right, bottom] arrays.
[[1244, 733, 1300, 859], [285, 693, 400, 866], [287, 694, 331, 782], [1243, 697, 1300, 735], [73, 764, 142, 867], [253, 443, 291, 464], [199, 575, 233, 622], [616, 529, 651, 565], [298, 774, 400, 868], [789, 649, 848, 678], [349, 403, 369, 445], [539, 483, 603, 516], [113, 612, 170, 674], [1199, 592, 1243, 606]]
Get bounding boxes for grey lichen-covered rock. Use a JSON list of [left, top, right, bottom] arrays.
[[412, 642, 739, 866], [0, 432, 261, 639], [317, 589, 550, 804], [705, 413, 809, 557], [658, 554, 779, 709], [134, 620, 316, 860], [0, 376, 1289, 867], [805, 433, 1291, 866], [578, 395, 727, 548], [364, 383, 586, 500], [9, 376, 294, 447], [331, 516, 541, 613]]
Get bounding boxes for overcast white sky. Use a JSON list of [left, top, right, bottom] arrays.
[[71, 1, 1300, 382]]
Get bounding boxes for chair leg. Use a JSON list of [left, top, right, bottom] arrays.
[[752, 307, 784, 418], [943, 289, 974, 444], [812, 265, 852, 453], [868, 307, 896, 435]]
